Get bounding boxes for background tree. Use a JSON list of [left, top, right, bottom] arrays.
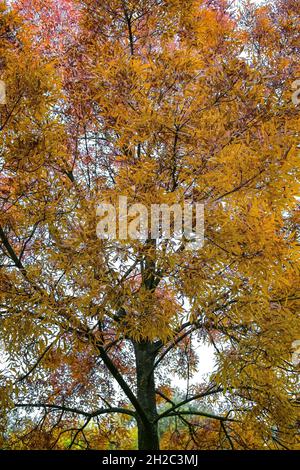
[[0, 0, 299, 450]]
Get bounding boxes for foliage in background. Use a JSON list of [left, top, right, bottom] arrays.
[[0, 0, 299, 449]]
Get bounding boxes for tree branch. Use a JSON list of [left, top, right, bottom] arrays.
[[158, 410, 235, 422], [97, 344, 149, 426], [156, 385, 223, 422], [14, 403, 136, 418]]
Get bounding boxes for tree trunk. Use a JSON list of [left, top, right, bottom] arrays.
[[134, 340, 159, 450]]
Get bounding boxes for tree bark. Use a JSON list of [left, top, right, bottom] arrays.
[[133, 340, 159, 450]]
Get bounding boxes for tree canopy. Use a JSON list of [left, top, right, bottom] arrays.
[[0, 0, 299, 450]]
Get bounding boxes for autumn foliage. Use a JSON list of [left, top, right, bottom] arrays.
[[0, 0, 299, 450]]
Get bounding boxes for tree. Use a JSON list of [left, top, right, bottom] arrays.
[[0, 0, 299, 450]]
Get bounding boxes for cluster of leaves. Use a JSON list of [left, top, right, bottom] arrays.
[[0, 0, 299, 450]]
